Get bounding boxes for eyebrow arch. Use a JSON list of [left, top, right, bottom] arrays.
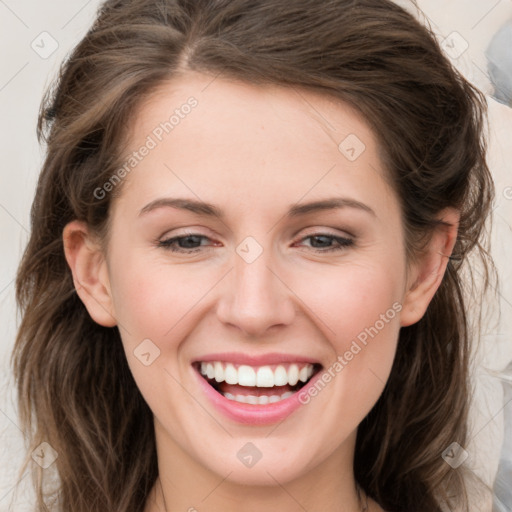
[[138, 196, 376, 218], [288, 197, 376, 218]]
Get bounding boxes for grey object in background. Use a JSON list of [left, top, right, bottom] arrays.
[[486, 20, 512, 106], [492, 362, 512, 512]]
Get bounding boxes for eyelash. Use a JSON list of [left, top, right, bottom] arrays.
[[156, 232, 354, 254]]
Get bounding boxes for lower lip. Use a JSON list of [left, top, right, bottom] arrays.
[[192, 366, 322, 425]]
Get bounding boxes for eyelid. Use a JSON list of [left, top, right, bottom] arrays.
[[158, 226, 355, 244], [156, 227, 356, 255], [159, 225, 215, 237], [298, 226, 355, 239]]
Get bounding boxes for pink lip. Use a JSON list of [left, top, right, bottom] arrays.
[[191, 352, 321, 366], [192, 363, 323, 426]]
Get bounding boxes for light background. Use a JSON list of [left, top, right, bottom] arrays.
[[0, 1, 511, 511]]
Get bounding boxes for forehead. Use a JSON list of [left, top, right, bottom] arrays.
[[112, 71, 398, 224], [129, 71, 374, 156]]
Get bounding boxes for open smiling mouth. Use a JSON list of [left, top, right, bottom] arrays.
[[193, 361, 323, 405]]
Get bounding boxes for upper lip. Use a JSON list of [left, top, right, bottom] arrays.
[[191, 352, 322, 367]]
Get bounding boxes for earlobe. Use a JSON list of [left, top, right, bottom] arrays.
[[400, 208, 460, 327], [62, 220, 117, 327]]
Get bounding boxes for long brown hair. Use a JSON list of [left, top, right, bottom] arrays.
[[11, 0, 496, 510]]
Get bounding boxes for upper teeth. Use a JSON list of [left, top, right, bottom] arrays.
[[199, 362, 314, 387]]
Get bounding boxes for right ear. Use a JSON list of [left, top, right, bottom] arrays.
[[62, 220, 117, 327]]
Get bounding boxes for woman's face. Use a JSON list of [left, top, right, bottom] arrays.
[[72, 71, 429, 486]]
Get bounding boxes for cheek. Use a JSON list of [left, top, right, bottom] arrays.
[[110, 237, 406, 356], [110, 256, 205, 340], [291, 260, 404, 342], [290, 261, 403, 400], [111, 250, 405, 333]]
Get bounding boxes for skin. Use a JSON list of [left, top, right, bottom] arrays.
[[63, 71, 459, 512]]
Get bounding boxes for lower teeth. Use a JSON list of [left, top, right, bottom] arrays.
[[222, 391, 294, 404]]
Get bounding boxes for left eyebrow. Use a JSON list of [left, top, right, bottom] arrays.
[[138, 196, 376, 219], [286, 197, 376, 218], [138, 198, 225, 218]]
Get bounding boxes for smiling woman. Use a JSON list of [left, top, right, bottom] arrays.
[[11, 1, 496, 512]]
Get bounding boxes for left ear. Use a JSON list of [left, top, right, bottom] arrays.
[[400, 207, 460, 327]]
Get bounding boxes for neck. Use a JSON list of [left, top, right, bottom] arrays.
[[144, 420, 371, 512]]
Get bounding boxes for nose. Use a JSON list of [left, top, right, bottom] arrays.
[[216, 243, 296, 338]]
